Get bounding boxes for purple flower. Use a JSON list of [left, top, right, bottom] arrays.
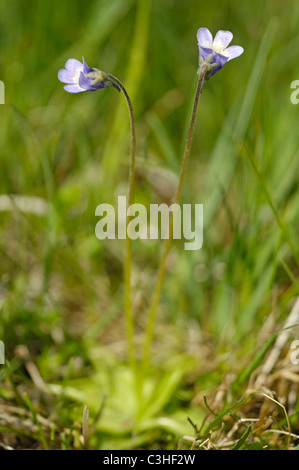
[[197, 28, 244, 77], [58, 57, 110, 93]]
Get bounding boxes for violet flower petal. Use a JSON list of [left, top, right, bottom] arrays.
[[64, 58, 84, 74], [224, 45, 244, 60], [197, 27, 213, 48], [213, 30, 233, 50], [212, 51, 229, 67], [58, 69, 76, 84], [82, 57, 94, 74], [63, 84, 85, 93], [78, 71, 108, 91], [209, 52, 229, 76], [198, 45, 214, 61]]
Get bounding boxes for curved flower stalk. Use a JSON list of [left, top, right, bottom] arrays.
[[58, 58, 136, 369], [142, 28, 244, 365]]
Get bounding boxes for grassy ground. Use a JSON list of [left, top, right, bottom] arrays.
[[0, 0, 299, 450]]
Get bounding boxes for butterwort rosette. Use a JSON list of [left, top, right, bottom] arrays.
[[197, 28, 244, 79], [58, 57, 118, 93]]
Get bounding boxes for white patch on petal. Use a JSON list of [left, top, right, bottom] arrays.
[[212, 44, 226, 54], [213, 30, 233, 52], [73, 70, 82, 85], [64, 59, 84, 85]]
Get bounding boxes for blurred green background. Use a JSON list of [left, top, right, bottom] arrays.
[[0, 0, 299, 450]]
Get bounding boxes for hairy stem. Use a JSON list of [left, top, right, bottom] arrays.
[[142, 64, 208, 365], [104, 73, 136, 369]]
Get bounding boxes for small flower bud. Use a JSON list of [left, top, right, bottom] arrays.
[[210, 62, 220, 70]]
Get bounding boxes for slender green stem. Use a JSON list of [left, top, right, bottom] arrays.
[[104, 73, 136, 369], [142, 64, 209, 365]]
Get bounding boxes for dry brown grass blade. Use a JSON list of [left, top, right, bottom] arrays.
[[255, 297, 299, 387], [261, 391, 291, 448]]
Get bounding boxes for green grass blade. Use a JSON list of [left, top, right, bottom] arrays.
[[23, 392, 49, 450], [203, 398, 246, 435], [231, 425, 252, 450], [235, 332, 277, 385]]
